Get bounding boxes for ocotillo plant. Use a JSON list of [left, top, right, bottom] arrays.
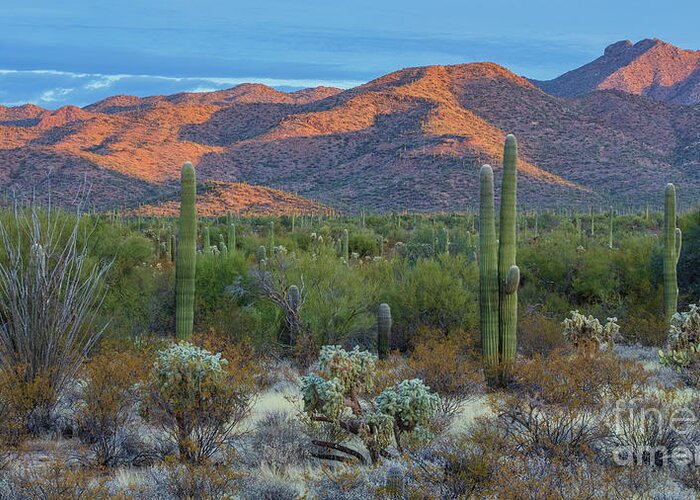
[[377, 303, 392, 360], [479, 134, 520, 384], [176, 162, 197, 339], [342, 229, 349, 262], [228, 224, 236, 253], [664, 183, 682, 325]]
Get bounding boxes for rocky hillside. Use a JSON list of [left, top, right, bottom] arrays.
[[2, 43, 700, 212], [533, 38, 700, 105]]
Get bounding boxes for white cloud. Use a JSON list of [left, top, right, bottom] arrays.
[[38, 88, 75, 102]]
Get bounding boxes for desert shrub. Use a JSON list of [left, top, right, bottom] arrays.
[[659, 304, 700, 386], [385, 255, 478, 348], [238, 473, 302, 500], [142, 341, 257, 463], [0, 205, 111, 433], [75, 349, 149, 467], [301, 345, 439, 464], [562, 310, 620, 351], [620, 313, 667, 346], [408, 421, 504, 498], [147, 457, 242, 499], [488, 454, 656, 499], [517, 313, 567, 357], [678, 211, 700, 300], [604, 391, 685, 467], [492, 349, 649, 460], [296, 252, 376, 348], [7, 459, 110, 499], [243, 411, 310, 471], [349, 230, 378, 257], [405, 334, 482, 422]]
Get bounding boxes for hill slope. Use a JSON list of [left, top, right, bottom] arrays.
[[533, 38, 700, 105], [1, 54, 700, 211], [136, 181, 327, 217]]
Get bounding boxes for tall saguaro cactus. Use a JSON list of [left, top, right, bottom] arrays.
[[498, 135, 519, 370], [176, 162, 197, 339], [479, 135, 521, 384], [377, 303, 392, 360], [664, 183, 682, 325], [479, 165, 499, 374], [608, 206, 614, 249]]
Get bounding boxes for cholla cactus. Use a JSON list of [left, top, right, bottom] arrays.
[[300, 346, 439, 464], [317, 345, 376, 394], [375, 378, 440, 432], [660, 304, 700, 372], [152, 342, 229, 400], [668, 304, 700, 350], [562, 311, 620, 350]]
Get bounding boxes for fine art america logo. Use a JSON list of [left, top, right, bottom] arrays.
[[612, 398, 700, 467]]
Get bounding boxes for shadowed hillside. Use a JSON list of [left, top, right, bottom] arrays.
[[2, 45, 700, 212]]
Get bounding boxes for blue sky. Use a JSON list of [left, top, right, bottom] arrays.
[[1, 0, 698, 108]]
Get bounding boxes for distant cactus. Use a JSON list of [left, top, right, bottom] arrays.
[[203, 226, 211, 255], [608, 206, 614, 249], [377, 303, 392, 360], [664, 183, 682, 325], [479, 134, 520, 385], [176, 162, 197, 339], [228, 223, 236, 253], [218, 234, 227, 255], [269, 221, 275, 252], [288, 285, 301, 311], [256, 245, 267, 267], [590, 206, 595, 236], [165, 232, 172, 261], [170, 234, 177, 263], [342, 228, 349, 261]]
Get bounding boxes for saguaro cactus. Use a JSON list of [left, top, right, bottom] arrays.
[[664, 183, 682, 325], [498, 134, 519, 371], [608, 206, 614, 249], [479, 165, 499, 374], [479, 134, 521, 384], [170, 234, 177, 263], [256, 245, 267, 267], [269, 221, 275, 252], [228, 223, 236, 253], [176, 162, 197, 339], [342, 228, 349, 261], [203, 226, 211, 255], [377, 303, 392, 360]]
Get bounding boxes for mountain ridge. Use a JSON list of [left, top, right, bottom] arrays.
[[1, 39, 700, 213], [532, 38, 700, 104]]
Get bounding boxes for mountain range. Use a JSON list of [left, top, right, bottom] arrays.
[[1, 38, 699, 213]]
